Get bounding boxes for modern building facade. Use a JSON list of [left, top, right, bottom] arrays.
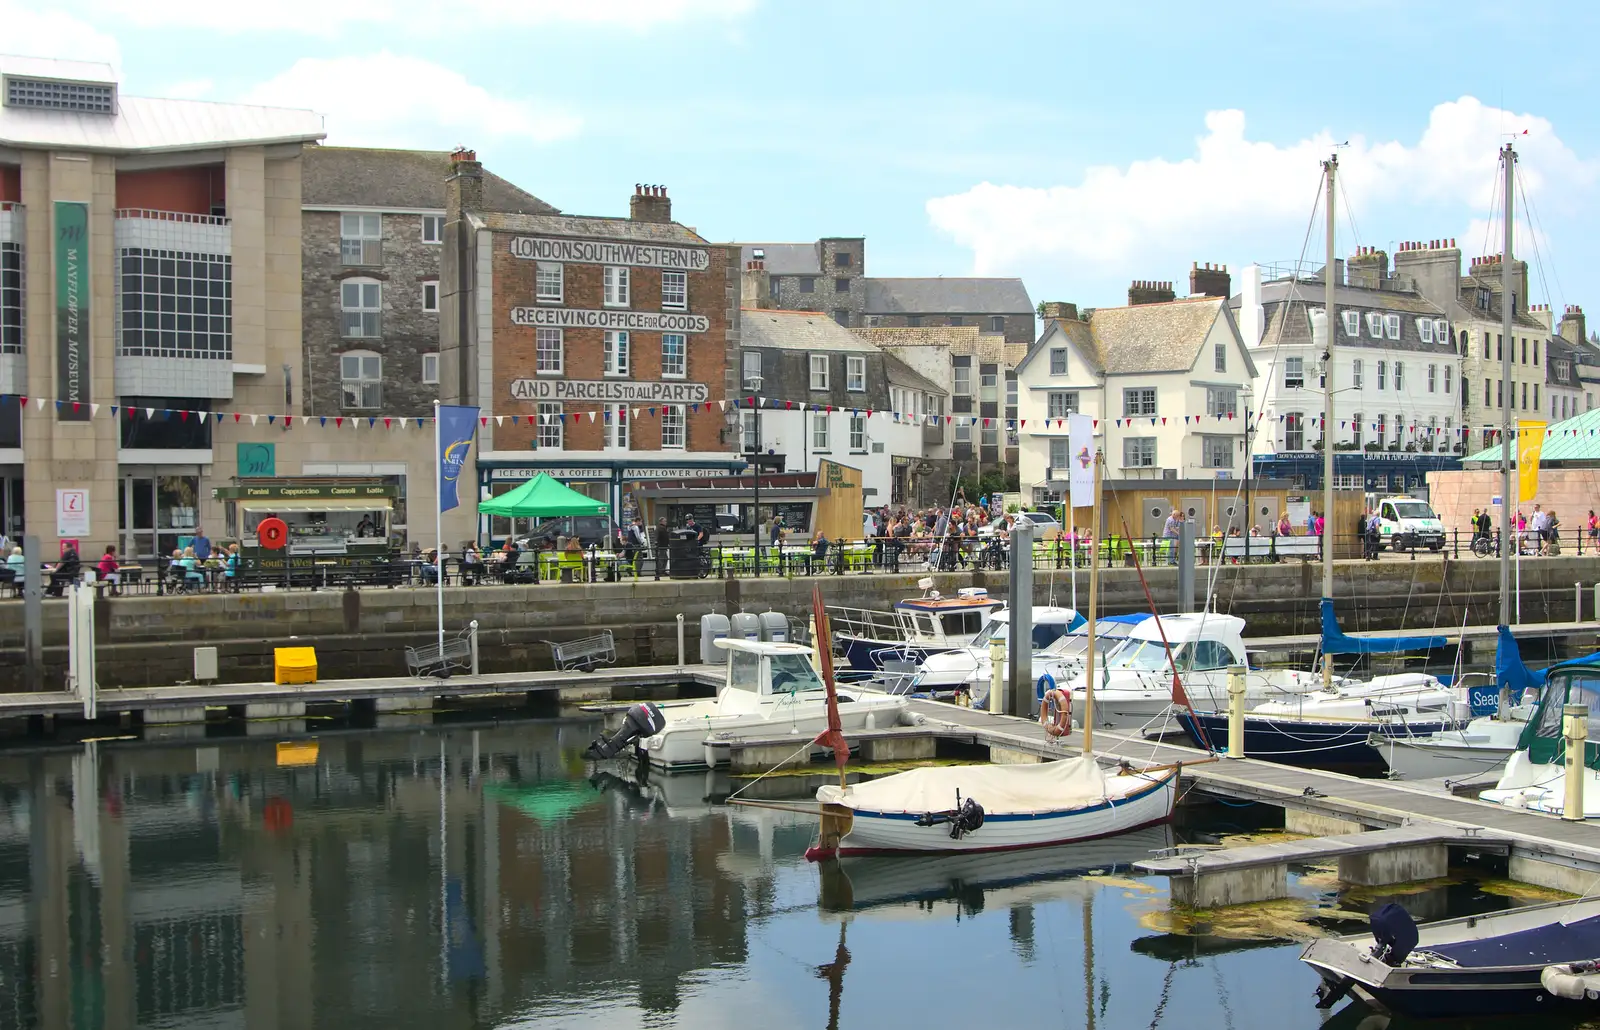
[[438, 165, 744, 530], [0, 55, 325, 557], [737, 308, 949, 506]]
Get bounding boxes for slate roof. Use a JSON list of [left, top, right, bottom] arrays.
[[1084, 297, 1227, 375], [483, 212, 707, 245], [851, 325, 984, 349], [1465, 407, 1600, 464], [1547, 336, 1580, 388], [1013, 317, 1097, 375], [302, 146, 556, 212], [735, 243, 822, 275], [865, 277, 1033, 315], [741, 309, 878, 353], [882, 352, 947, 396], [1453, 279, 1548, 331], [1235, 277, 1456, 356]]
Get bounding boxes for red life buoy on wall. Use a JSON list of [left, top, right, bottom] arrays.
[[1040, 687, 1072, 737], [258, 517, 288, 550]]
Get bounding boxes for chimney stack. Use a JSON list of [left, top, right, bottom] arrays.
[[1128, 279, 1176, 306], [1188, 262, 1232, 299], [1039, 301, 1079, 321], [1346, 247, 1389, 290], [1560, 304, 1588, 347], [741, 257, 772, 310], [447, 147, 483, 217], [629, 183, 673, 223]]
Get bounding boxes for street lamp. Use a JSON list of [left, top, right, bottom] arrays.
[[745, 374, 763, 578]]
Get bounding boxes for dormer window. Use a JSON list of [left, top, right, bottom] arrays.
[[1366, 313, 1383, 338], [1383, 314, 1401, 340], [1341, 311, 1360, 337], [1418, 318, 1434, 344]]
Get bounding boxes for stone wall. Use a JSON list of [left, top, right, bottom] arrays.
[[7, 554, 1600, 691], [303, 210, 441, 418]]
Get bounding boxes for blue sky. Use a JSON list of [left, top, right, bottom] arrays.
[[12, 0, 1600, 313]]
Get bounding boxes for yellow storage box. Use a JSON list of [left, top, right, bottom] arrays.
[[274, 646, 318, 684]]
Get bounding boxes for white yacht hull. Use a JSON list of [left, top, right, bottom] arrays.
[[823, 769, 1176, 855], [637, 693, 908, 770], [1481, 750, 1600, 819], [1373, 718, 1524, 782]]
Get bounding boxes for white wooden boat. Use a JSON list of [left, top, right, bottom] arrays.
[[813, 755, 1177, 856], [635, 638, 907, 770]]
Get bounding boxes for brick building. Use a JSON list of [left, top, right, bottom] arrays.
[[439, 164, 743, 527]]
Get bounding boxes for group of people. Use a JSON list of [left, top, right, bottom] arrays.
[[1469, 504, 1570, 556]]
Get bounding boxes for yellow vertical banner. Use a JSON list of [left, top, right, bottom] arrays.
[[1517, 420, 1547, 501]]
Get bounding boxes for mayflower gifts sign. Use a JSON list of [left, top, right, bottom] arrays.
[[55, 201, 91, 421]]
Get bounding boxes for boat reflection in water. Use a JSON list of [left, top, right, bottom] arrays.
[[816, 825, 1173, 916]]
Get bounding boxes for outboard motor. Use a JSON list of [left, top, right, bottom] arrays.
[[914, 794, 986, 840], [1369, 903, 1419, 966], [585, 702, 667, 760]]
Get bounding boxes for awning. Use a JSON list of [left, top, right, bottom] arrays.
[[240, 497, 393, 512]]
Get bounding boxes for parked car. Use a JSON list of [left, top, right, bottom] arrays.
[[517, 515, 615, 549], [978, 511, 1064, 540]]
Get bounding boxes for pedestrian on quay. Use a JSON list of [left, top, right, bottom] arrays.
[[1589, 509, 1599, 552], [653, 517, 670, 580], [1162, 508, 1183, 565], [1475, 508, 1492, 548], [191, 527, 212, 561], [1313, 511, 1325, 538], [97, 544, 122, 596], [1364, 512, 1381, 560], [1276, 512, 1293, 538]]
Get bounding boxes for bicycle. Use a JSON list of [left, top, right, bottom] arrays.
[[1470, 534, 1497, 558]]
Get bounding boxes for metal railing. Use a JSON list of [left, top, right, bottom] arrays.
[[113, 208, 230, 225]]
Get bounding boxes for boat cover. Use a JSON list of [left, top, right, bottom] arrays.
[[823, 756, 1110, 815], [1427, 912, 1600, 968], [1495, 625, 1547, 698], [1320, 599, 1448, 655]]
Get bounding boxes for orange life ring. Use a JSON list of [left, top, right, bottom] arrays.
[[258, 517, 288, 550], [1040, 687, 1072, 737]]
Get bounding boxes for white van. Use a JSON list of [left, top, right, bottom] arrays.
[[1372, 496, 1446, 552]]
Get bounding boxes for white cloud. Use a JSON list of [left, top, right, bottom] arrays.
[[241, 53, 580, 149], [95, 0, 753, 35], [0, 0, 121, 70], [926, 98, 1598, 299]]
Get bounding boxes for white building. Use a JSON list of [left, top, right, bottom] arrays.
[[1016, 296, 1256, 500], [1233, 257, 1459, 459], [738, 309, 948, 506]]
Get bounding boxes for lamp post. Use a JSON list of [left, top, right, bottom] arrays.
[[746, 374, 763, 578]]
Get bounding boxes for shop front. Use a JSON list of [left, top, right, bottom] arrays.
[[475, 458, 746, 545], [213, 479, 396, 572]]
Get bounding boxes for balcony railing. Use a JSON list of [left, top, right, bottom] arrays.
[[922, 422, 945, 446], [114, 208, 230, 226]]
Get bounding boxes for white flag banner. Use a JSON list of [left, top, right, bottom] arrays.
[[1068, 411, 1095, 510]]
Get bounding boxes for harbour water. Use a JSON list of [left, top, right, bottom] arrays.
[[0, 715, 1586, 1030]]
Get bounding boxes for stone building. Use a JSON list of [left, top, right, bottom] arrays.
[[734, 236, 1033, 346], [0, 55, 325, 556], [300, 146, 554, 418], [439, 165, 744, 525]]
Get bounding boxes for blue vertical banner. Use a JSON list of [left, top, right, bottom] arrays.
[[436, 405, 480, 512]]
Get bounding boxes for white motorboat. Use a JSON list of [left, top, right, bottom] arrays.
[[1065, 612, 1327, 733], [635, 638, 907, 770], [1480, 649, 1600, 817], [909, 605, 1083, 698], [828, 584, 998, 671], [1374, 628, 1548, 782], [812, 755, 1177, 856]]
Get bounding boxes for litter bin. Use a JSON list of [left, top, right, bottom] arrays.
[[669, 528, 700, 579]]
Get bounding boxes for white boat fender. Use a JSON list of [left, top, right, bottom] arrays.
[[905, 711, 926, 727], [1542, 961, 1600, 1001]]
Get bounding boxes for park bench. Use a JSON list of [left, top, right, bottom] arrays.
[[405, 627, 474, 678], [548, 630, 616, 672]]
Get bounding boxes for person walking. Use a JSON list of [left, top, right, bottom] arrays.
[[1589, 509, 1599, 553], [191, 527, 212, 562], [1162, 508, 1183, 565]]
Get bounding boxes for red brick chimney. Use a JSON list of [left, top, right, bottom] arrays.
[[447, 147, 482, 215], [1188, 262, 1231, 299], [629, 184, 672, 223]]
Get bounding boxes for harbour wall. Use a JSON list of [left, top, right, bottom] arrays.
[[3, 556, 1599, 691]]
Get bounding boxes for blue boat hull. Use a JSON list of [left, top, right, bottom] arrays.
[[1358, 972, 1588, 1019], [1177, 711, 1454, 770]]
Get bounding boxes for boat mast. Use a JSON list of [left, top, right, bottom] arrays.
[[1499, 143, 1516, 625], [1321, 155, 1338, 691], [1083, 446, 1103, 754]]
